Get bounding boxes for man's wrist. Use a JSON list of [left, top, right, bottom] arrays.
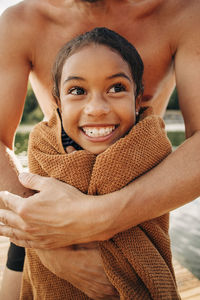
[[91, 186, 136, 241]]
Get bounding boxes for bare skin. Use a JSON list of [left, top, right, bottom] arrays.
[[0, 0, 200, 299]]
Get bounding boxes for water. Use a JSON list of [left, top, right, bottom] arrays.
[[170, 199, 200, 279], [14, 130, 200, 279]]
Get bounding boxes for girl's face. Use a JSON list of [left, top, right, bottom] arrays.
[[60, 44, 140, 154]]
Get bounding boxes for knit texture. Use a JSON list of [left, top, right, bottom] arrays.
[[20, 107, 180, 299]]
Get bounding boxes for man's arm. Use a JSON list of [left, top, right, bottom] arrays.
[[0, 7, 35, 300], [2, 127, 199, 248], [0, 8, 33, 199], [0, 4, 199, 248]]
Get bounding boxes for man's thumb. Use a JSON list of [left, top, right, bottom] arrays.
[[18, 172, 47, 191]]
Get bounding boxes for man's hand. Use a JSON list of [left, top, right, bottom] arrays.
[[0, 172, 115, 248], [36, 246, 118, 299]]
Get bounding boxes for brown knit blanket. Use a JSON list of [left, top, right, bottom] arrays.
[[20, 107, 180, 299]]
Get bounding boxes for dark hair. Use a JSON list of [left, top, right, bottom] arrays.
[[52, 27, 144, 101]]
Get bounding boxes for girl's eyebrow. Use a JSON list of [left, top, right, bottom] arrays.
[[63, 73, 131, 85], [107, 72, 131, 82], [63, 76, 85, 85]]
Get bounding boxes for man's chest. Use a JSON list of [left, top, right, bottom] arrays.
[[30, 12, 175, 116]]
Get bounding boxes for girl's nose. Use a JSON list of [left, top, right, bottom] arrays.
[[84, 93, 110, 116]]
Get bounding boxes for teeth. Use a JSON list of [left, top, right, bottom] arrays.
[[82, 126, 115, 137]]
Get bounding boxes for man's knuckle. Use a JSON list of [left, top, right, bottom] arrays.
[[42, 240, 53, 249], [0, 214, 8, 225], [26, 226, 38, 234], [17, 203, 28, 218], [0, 191, 9, 205], [22, 223, 31, 233], [25, 240, 33, 248], [35, 241, 47, 249], [25, 174, 36, 186], [10, 227, 18, 240]]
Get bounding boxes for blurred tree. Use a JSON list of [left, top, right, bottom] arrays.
[[21, 83, 44, 124], [167, 87, 179, 110]]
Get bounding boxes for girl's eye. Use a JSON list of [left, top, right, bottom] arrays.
[[109, 83, 126, 93], [68, 87, 85, 95]]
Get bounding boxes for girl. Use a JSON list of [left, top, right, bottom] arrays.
[[21, 27, 180, 299]]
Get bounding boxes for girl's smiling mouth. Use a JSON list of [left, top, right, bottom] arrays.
[[80, 125, 118, 141]]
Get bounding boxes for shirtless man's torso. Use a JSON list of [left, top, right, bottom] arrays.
[[1, 0, 199, 148]]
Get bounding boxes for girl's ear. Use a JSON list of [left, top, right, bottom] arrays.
[[55, 97, 62, 112], [58, 102, 62, 112], [135, 93, 142, 115], [52, 86, 61, 111]]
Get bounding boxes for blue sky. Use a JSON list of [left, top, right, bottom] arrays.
[[0, 0, 22, 15]]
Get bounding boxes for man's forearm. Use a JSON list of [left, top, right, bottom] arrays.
[[99, 131, 200, 240], [0, 132, 199, 248], [0, 141, 33, 203]]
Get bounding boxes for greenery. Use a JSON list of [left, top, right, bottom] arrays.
[[167, 131, 185, 147], [14, 132, 30, 155], [167, 88, 179, 110], [21, 84, 43, 124]]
